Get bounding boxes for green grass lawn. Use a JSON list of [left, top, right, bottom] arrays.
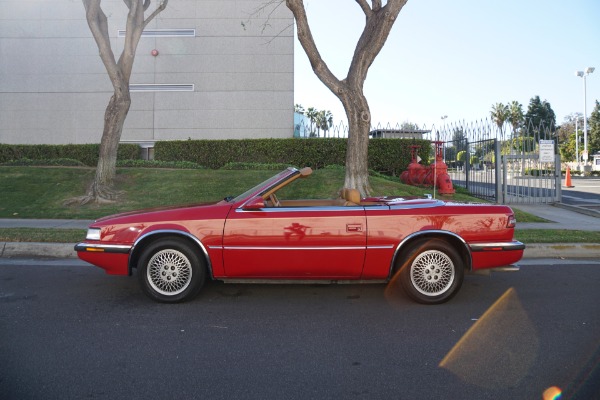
[[515, 229, 600, 244], [0, 165, 579, 244], [0, 166, 472, 219], [0, 167, 275, 219], [0, 228, 85, 243]]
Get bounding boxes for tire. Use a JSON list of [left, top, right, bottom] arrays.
[[398, 238, 464, 304], [137, 238, 206, 303]]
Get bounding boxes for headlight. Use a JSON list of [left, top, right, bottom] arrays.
[[86, 228, 101, 240]]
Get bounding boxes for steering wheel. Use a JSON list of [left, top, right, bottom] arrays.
[[269, 193, 281, 207]]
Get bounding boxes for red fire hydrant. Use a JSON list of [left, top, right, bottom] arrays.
[[427, 141, 455, 194], [401, 145, 427, 185], [400, 142, 455, 195]]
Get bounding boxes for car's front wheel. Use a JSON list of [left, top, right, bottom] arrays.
[[137, 238, 206, 303], [398, 238, 464, 304]]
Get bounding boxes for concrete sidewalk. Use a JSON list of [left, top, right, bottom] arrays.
[[512, 204, 600, 231], [1, 204, 599, 259], [0, 219, 93, 230], [511, 203, 600, 259]]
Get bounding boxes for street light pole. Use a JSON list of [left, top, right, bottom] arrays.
[[575, 116, 579, 166], [441, 115, 448, 161], [575, 67, 595, 163]]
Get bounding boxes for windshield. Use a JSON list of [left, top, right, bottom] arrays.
[[230, 168, 297, 203]]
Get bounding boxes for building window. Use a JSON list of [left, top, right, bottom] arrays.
[[117, 29, 196, 38], [129, 84, 195, 92]]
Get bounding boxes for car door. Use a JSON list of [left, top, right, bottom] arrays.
[[222, 204, 367, 279]]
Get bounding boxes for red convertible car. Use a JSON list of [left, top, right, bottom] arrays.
[[75, 167, 524, 304]]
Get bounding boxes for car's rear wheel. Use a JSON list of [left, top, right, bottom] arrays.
[[398, 238, 464, 304], [137, 238, 206, 303]]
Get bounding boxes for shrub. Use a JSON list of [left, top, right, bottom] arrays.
[[0, 138, 433, 176], [155, 138, 431, 176], [526, 168, 553, 176], [1, 158, 87, 167], [221, 162, 293, 170], [0, 143, 140, 166], [117, 159, 204, 169]]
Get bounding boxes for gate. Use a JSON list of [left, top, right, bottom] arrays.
[[434, 119, 561, 205], [501, 153, 561, 204]]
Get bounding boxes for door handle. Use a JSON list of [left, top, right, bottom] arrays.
[[346, 224, 363, 232]]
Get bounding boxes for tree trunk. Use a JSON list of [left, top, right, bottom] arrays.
[[69, 0, 167, 205], [342, 91, 372, 196], [87, 91, 131, 202], [286, 0, 406, 197]]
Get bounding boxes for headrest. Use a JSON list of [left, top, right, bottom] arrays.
[[344, 188, 361, 204]]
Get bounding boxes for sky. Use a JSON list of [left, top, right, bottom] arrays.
[[293, 0, 600, 131]]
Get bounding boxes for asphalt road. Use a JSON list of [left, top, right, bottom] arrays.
[[562, 178, 600, 207], [1, 258, 599, 400]]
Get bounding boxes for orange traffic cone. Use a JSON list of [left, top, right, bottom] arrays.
[[565, 166, 574, 188]]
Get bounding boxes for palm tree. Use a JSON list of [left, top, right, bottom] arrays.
[[507, 101, 525, 173], [490, 102, 509, 139], [317, 110, 333, 137], [306, 107, 318, 137], [508, 101, 523, 137], [507, 101, 524, 151]]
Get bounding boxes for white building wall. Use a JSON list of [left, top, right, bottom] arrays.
[[0, 0, 294, 145]]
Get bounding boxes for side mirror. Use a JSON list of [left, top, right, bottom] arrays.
[[242, 196, 265, 210]]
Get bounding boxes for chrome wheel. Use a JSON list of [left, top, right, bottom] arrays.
[[138, 238, 206, 303], [146, 249, 193, 296], [399, 238, 464, 304], [410, 250, 455, 296]]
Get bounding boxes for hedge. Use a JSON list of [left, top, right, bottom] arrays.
[[0, 143, 140, 167], [0, 138, 433, 176], [154, 138, 431, 176]]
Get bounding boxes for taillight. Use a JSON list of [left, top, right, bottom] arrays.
[[507, 214, 516, 228]]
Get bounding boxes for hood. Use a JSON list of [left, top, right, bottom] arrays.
[[93, 200, 227, 223]]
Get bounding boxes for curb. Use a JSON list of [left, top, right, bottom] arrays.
[[1, 242, 77, 259], [2, 242, 600, 260], [523, 243, 600, 259], [553, 202, 600, 219]]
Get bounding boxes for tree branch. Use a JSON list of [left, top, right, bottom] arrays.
[[143, 0, 168, 29], [240, 1, 293, 44], [286, 0, 345, 96], [348, 0, 407, 88], [355, 0, 372, 17], [118, 0, 142, 80], [83, 0, 124, 91], [119, 0, 168, 79]]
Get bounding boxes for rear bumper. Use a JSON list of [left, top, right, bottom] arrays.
[[469, 241, 525, 270], [468, 263, 520, 276], [489, 264, 520, 272], [469, 241, 525, 252]]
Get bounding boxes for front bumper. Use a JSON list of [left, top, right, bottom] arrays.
[[74, 243, 132, 254], [74, 242, 132, 275]]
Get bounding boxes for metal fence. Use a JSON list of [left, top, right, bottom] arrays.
[[428, 118, 561, 204], [295, 116, 562, 204]]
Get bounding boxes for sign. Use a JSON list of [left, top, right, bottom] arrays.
[[582, 150, 589, 161], [539, 140, 555, 163]]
